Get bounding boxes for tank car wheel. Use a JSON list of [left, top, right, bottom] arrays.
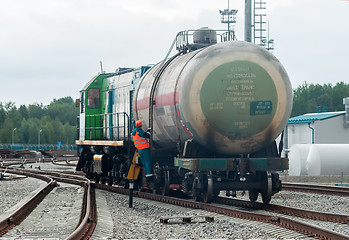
[[192, 190, 201, 202], [101, 178, 107, 185], [248, 190, 259, 202], [261, 172, 272, 204], [161, 170, 170, 196], [203, 176, 213, 203], [192, 179, 201, 201], [107, 178, 113, 186]]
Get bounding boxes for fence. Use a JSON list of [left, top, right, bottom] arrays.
[[0, 144, 77, 151]]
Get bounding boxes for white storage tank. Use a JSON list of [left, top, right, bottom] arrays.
[[307, 144, 349, 176], [288, 144, 312, 176]]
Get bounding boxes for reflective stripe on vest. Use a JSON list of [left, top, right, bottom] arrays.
[[132, 130, 150, 150]]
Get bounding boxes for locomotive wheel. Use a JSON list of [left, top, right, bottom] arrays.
[[161, 170, 170, 196], [203, 176, 213, 203], [248, 190, 259, 202], [261, 172, 272, 204]]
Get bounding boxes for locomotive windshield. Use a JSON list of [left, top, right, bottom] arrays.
[[87, 88, 100, 108]]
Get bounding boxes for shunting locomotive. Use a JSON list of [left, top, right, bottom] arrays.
[[75, 27, 292, 204]]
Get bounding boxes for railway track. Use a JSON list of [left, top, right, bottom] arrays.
[[282, 182, 349, 196], [1, 164, 348, 239], [213, 196, 349, 224], [52, 158, 78, 167], [96, 183, 349, 240], [0, 167, 96, 239], [0, 171, 57, 236]]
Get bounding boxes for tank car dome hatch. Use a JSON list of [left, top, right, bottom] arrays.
[[193, 27, 217, 44], [189, 27, 217, 51]]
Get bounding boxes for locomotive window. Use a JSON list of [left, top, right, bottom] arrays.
[[87, 88, 100, 108]]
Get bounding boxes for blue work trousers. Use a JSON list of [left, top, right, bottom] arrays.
[[138, 148, 152, 176]]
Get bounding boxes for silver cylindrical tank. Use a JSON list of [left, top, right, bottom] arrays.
[[307, 144, 349, 176], [134, 41, 292, 155], [288, 144, 312, 176]]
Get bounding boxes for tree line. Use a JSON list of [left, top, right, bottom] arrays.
[[0, 82, 348, 145], [291, 81, 349, 117], [0, 97, 79, 145]]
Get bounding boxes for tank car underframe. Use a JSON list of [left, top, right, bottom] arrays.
[[161, 157, 288, 204]]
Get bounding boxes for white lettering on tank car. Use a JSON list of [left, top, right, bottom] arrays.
[[209, 102, 224, 110]]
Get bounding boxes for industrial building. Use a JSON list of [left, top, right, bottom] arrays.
[[285, 97, 349, 176], [286, 111, 348, 147]]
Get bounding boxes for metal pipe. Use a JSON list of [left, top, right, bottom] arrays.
[[343, 97, 349, 128], [245, 0, 252, 42], [307, 122, 315, 144], [284, 125, 289, 157]]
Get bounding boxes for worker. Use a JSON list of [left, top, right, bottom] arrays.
[[132, 120, 153, 186]]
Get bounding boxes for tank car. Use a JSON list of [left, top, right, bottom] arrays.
[[76, 27, 292, 204]]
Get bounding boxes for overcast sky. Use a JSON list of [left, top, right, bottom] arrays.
[[1, 0, 349, 106]]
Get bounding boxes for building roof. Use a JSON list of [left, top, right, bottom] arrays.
[[288, 111, 345, 124]]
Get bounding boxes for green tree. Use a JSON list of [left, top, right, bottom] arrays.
[[0, 96, 78, 145], [0, 103, 6, 128], [19, 105, 29, 119], [27, 103, 45, 119], [291, 81, 349, 117], [47, 97, 78, 125]]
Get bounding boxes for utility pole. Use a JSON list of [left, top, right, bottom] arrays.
[[12, 128, 16, 146], [38, 129, 42, 149]]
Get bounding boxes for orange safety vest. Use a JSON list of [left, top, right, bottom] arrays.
[[132, 130, 150, 150]]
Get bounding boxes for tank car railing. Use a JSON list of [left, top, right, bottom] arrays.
[[82, 112, 130, 142], [175, 29, 237, 51]]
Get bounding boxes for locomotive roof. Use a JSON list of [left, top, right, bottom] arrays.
[[80, 73, 116, 91]]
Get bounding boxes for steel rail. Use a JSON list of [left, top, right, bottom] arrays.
[[282, 182, 349, 196], [0, 167, 97, 239], [65, 181, 96, 240], [23, 169, 97, 240], [213, 196, 349, 224], [95, 183, 349, 240], [0, 168, 58, 236], [52, 158, 78, 167], [0, 159, 37, 167], [21, 169, 97, 240]]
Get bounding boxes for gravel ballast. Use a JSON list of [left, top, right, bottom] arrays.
[[1, 164, 348, 239], [104, 191, 279, 239], [0, 176, 43, 216]]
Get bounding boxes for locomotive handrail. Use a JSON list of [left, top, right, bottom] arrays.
[[77, 112, 130, 142]]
